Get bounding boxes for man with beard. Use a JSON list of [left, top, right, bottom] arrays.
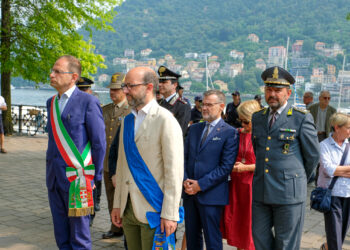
[[251, 66, 319, 250], [158, 66, 191, 136], [183, 90, 238, 249], [111, 67, 184, 250]]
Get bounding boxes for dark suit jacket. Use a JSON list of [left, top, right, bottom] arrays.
[[308, 103, 336, 138], [252, 103, 320, 204], [183, 119, 238, 205], [46, 88, 106, 192]]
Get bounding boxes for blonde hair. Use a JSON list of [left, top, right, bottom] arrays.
[[330, 113, 350, 131], [237, 100, 261, 120]]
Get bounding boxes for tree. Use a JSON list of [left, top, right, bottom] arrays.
[[0, 0, 121, 134]]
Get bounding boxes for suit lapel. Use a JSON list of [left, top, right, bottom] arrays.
[[199, 119, 224, 151], [61, 87, 79, 120]]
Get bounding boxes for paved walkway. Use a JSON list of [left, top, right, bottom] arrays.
[[1, 135, 350, 250]]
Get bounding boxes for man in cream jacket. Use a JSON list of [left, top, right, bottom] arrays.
[[111, 67, 184, 250]]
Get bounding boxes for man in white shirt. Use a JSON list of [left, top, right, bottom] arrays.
[[0, 95, 7, 153]]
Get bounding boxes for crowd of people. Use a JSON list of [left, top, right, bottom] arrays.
[[43, 54, 350, 250]]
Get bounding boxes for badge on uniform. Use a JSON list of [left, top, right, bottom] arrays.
[[283, 143, 290, 154]]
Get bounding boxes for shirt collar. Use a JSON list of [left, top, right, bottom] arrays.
[[329, 133, 349, 148], [270, 101, 288, 115], [207, 117, 221, 127], [165, 92, 177, 102], [116, 99, 126, 108], [59, 85, 76, 99], [131, 99, 157, 117]]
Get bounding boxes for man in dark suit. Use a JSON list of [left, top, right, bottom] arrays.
[[46, 55, 106, 249], [251, 66, 320, 250], [308, 90, 336, 142], [183, 90, 239, 250], [158, 65, 191, 135]]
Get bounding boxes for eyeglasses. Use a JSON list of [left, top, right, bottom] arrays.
[[202, 102, 220, 108], [51, 69, 74, 75], [237, 118, 251, 125], [322, 97, 331, 100], [121, 83, 147, 90]]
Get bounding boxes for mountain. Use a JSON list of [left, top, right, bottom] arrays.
[[90, 0, 350, 66]]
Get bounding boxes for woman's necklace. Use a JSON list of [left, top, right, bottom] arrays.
[[240, 130, 252, 164]]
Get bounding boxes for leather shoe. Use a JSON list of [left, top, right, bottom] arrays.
[[94, 203, 100, 211], [102, 230, 123, 239]]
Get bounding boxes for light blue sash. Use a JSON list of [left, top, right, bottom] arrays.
[[123, 113, 184, 250]]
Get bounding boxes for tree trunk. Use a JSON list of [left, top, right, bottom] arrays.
[[1, 0, 13, 135]]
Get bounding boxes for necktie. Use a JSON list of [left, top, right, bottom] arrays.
[[269, 111, 276, 129], [201, 124, 210, 146]]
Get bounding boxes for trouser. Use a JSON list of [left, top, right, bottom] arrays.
[[252, 201, 305, 250], [122, 197, 155, 250], [104, 170, 123, 233], [324, 196, 350, 250], [183, 196, 224, 250], [94, 180, 102, 205], [48, 184, 91, 250]]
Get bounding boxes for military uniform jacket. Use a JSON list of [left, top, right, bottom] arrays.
[[252, 102, 320, 205], [102, 100, 131, 172], [159, 93, 191, 135]]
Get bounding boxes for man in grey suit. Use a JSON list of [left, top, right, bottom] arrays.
[[308, 90, 336, 142], [251, 66, 320, 250]]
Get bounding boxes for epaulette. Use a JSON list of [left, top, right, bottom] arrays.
[[292, 106, 308, 114], [254, 107, 268, 115], [102, 103, 113, 111], [176, 98, 187, 105]]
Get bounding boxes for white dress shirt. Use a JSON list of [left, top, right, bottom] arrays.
[[58, 85, 76, 114], [131, 99, 157, 136]]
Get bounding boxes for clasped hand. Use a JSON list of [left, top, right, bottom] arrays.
[[183, 179, 201, 195]]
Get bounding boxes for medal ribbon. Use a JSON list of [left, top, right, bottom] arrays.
[[50, 96, 95, 217]]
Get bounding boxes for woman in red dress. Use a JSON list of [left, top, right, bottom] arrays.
[[222, 100, 261, 250]]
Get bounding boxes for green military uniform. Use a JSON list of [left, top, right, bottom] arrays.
[[251, 66, 320, 250], [102, 73, 131, 236]]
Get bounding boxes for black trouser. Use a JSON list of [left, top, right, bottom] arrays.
[[324, 196, 350, 250], [91, 180, 102, 221]]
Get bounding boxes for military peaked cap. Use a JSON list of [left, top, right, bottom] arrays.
[[158, 65, 181, 80], [106, 72, 125, 89], [261, 66, 295, 88], [76, 77, 94, 88]]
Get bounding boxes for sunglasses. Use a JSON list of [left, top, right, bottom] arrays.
[[237, 118, 250, 125], [322, 97, 331, 100]]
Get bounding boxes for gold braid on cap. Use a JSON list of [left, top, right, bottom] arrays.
[[264, 67, 290, 86]]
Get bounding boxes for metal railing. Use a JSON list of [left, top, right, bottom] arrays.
[[11, 105, 48, 135]]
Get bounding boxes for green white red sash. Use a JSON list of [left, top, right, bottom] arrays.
[[50, 95, 95, 217]]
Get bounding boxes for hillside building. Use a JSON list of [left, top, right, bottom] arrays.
[[229, 50, 244, 60], [247, 33, 259, 43], [140, 48, 152, 57], [214, 80, 228, 92], [268, 46, 286, 67], [255, 59, 266, 71], [124, 49, 134, 59]]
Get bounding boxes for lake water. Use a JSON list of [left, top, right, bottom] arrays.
[[11, 88, 112, 106]]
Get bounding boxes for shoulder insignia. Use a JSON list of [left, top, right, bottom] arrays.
[[254, 107, 267, 115], [292, 106, 308, 114], [287, 108, 293, 116], [102, 103, 113, 110]]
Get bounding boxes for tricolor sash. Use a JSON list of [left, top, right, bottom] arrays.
[[50, 96, 95, 217], [123, 113, 184, 250]]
